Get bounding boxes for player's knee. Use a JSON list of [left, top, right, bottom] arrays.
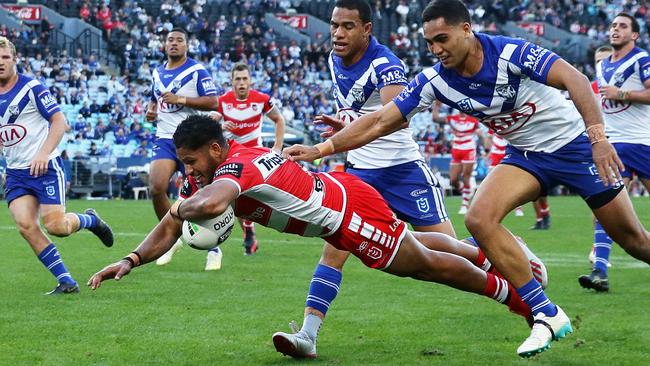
[[43, 219, 70, 237], [15, 219, 40, 237], [319, 251, 349, 270], [618, 230, 650, 256], [149, 181, 167, 197], [464, 208, 486, 235]]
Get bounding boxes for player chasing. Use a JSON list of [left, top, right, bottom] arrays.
[[145, 27, 219, 270], [0, 37, 113, 294], [284, 0, 650, 357], [88, 116, 550, 357], [581, 14, 650, 292]]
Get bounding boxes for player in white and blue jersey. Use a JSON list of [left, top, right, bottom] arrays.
[[0, 37, 113, 295], [145, 28, 219, 269], [285, 0, 650, 358], [580, 14, 650, 292]]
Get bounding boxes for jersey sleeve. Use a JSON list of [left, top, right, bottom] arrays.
[[392, 70, 437, 121], [262, 93, 274, 114], [179, 177, 199, 199], [375, 58, 408, 89], [211, 158, 260, 195], [195, 68, 217, 96], [31, 83, 61, 121], [638, 55, 650, 84], [508, 40, 560, 84]]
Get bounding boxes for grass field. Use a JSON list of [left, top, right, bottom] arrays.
[[0, 196, 649, 365]]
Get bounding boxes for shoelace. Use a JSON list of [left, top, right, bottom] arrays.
[[289, 320, 300, 334]]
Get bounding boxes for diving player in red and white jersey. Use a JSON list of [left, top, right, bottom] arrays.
[[211, 62, 286, 257], [89, 115, 552, 357], [433, 104, 482, 214]]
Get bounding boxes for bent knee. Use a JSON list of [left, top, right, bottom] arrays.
[[15, 219, 41, 237], [43, 220, 71, 237]]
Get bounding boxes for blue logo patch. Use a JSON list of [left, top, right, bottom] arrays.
[[46, 185, 55, 197], [416, 197, 430, 213], [457, 98, 474, 114]]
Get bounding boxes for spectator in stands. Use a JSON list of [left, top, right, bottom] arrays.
[[131, 140, 150, 158], [114, 128, 128, 145], [79, 102, 92, 118], [89, 142, 102, 157]]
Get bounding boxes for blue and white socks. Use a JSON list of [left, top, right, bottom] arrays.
[[74, 212, 97, 231], [516, 278, 557, 317], [38, 243, 76, 285], [302, 264, 342, 339], [593, 220, 612, 274]]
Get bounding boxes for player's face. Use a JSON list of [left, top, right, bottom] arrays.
[[0, 47, 16, 81], [232, 69, 251, 99], [177, 142, 225, 187], [330, 7, 372, 61], [609, 16, 638, 49], [423, 17, 472, 69], [594, 50, 612, 66], [165, 31, 188, 58]]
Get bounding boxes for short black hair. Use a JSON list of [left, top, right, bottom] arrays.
[[173, 115, 226, 150], [168, 27, 188, 40], [595, 45, 613, 54], [334, 0, 372, 24], [614, 12, 640, 33], [422, 0, 471, 25]]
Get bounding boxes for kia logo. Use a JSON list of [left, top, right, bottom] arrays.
[[0, 124, 27, 147]]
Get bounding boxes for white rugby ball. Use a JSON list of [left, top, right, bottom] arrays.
[[182, 205, 235, 250]]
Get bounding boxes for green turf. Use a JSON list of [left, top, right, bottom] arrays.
[[0, 197, 648, 365]]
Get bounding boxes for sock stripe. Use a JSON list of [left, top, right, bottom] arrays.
[[311, 277, 340, 291], [306, 295, 330, 308]]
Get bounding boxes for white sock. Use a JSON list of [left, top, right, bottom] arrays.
[[300, 314, 322, 341]]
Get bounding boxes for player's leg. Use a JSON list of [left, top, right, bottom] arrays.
[[386, 231, 533, 322], [149, 158, 177, 220], [238, 217, 258, 255], [465, 164, 571, 357], [9, 196, 79, 294], [40, 205, 114, 247], [537, 197, 551, 229], [458, 159, 475, 214]]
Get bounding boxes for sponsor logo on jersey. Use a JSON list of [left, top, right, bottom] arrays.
[[481, 102, 537, 135], [40, 93, 57, 109], [252, 104, 258, 111], [214, 162, 244, 179], [253, 152, 285, 179], [416, 197, 430, 213], [46, 185, 56, 196], [201, 79, 216, 91], [337, 74, 348, 80], [396, 85, 414, 101], [357, 240, 369, 252], [495, 84, 516, 102], [410, 188, 428, 197], [643, 66, 650, 79], [600, 96, 631, 114], [612, 73, 626, 87], [0, 124, 27, 147], [457, 98, 474, 114], [331, 85, 339, 99], [469, 82, 482, 90], [522, 44, 549, 75], [367, 247, 383, 260], [163, 74, 174, 79], [380, 70, 406, 85]]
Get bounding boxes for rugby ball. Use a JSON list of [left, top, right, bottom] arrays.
[[182, 205, 235, 250]]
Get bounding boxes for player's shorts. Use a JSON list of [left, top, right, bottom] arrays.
[[324, 172, 408, 270], [152, 137, 184, 174], [613, 142, 650, 179], [451, 148, 476, 164], [489, 152, 505, 168], [501, 133, 623, 202], [5, 156, 66, 205], [347, 160, 449, 227]]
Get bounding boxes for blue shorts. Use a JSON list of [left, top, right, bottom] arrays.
[[152, 137, 184, 174], [5, 156, 66, 205], [348, 160, 449, 227], [502, 133, 622, 199], [613, 143, 650, 180]]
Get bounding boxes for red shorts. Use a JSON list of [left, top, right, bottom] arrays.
[[489, 152, 505, 168], [451, 148, 476, 164], [324, 172, 408, 270]]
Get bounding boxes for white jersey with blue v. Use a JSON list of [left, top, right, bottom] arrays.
[[596, 46, 650, 145], [151, 58, 217, 138], [0, 74, 61, 169], [394, 33, 584, 152], [329, 36, 422, 168]]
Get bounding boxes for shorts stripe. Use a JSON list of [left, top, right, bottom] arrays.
[[416, 160, 439, 186], [51, 157, 66, 205]]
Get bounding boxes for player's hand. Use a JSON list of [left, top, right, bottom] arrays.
[[145, 108, 157, 122], [222, 121, 236, 131], [271, 145, 283, 154], [87, 261, 133, 290], [29, 152, 49, 177], [161, 92, 180, 105], [591, 140, 625, 187], [283, 144, 321, 162], [315, 114, 346, 138], [599, 85, 621, 100]]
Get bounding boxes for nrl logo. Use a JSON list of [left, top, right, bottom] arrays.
[[495, 84, 516, 102], [457, 98, 474, 114]]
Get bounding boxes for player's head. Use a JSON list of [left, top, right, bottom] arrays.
[[609, 13, 639, 50], [0, 36, 17, 81], [174, 115, 228, 185], [330, 0, 373, 62], [594, 45, 613, 66], [421, 0, 473, 69], [231, 63, 251, 99], [165, 27, 188, 60]]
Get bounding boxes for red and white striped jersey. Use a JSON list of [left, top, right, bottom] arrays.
[[447, 113, 479, 150], [217, 90, 273, 147], [489, 130, 507, 156], [180, 141, 347, 237]]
